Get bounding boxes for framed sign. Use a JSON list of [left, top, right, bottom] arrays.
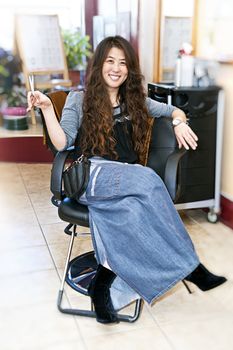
[[15, 14, 68, 73], [15, 14, 71, 124]]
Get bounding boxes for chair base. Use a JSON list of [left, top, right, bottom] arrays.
[[57, 289, 143, 322], [57, 224, 143, 323]]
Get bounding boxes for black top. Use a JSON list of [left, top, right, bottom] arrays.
[[103, 106, 138, 164], [76, 105, 138, 164]]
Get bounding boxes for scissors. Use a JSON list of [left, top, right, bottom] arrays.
[[28, 75, 35, 95]]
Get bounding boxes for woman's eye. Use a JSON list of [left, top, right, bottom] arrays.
[[120, 61, 126, 66], [106, 59, 114, 64]]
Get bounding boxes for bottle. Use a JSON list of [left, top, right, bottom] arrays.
[[175, 54, 181, 87], [180, 55, 194, 87]]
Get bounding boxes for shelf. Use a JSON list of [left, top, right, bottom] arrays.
[[0, 120, 43, 139]]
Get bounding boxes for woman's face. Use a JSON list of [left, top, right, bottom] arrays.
[[102, 47, 128, 93]]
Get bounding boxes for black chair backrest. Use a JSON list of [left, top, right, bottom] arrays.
[[146, 117, 177, 180]]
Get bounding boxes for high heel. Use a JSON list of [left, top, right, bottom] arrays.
[[88, 264, 119, 324], [184, 263, 227, 291]]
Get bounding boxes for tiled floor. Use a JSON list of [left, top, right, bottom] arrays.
[[0, 161, 233, 350]]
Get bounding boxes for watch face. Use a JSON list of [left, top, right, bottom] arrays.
[[172, 119, 182, 126]]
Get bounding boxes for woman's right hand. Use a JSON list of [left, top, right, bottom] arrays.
[[27, 91, 52, 112]]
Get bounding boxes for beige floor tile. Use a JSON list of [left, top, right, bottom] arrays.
[[28, 188, 54, 209], [84, 326, 173, 350], [0, 190, 30, 203], [18, 163, 52, 180], [181, 220, 232, 284], [199, 218, 233, 236], [0, 161, 19, 170], [34, 205, 62, 224], [76, 225, 91, 235], [49, 242, 76, 269], [0, 199, 38, 225], [0, 302, 83, 350], [18, 164, 53, 203], [207, 279, 233, 312], [41, 222, 91, 245], [148, 282, 226, 326], [161, 315, 233, 350], [0, 166, 27, 196], [0, 245, 55, 277], [0, 269, 61, 309], [63, 283, 94, 310], [186, 217, 233, 245], [0, 222, 45, 251], [76, 305, 156, 339], [34, 339, 86, 350], [200, 250, 233, 280], [25, 179, 52, 196], [41, 222, 69, 244], [49, 237, 94, 269], [0, 162, 21, 179], [0, 184, 29, 198], [183, 218, 233, 279], [185, 208, 209, 223]]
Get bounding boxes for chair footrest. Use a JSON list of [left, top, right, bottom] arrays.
[[57, 290, 143, 322], [65, 251, 97, 295]]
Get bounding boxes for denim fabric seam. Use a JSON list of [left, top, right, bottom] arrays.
[[91, 167, 101, 196], [97, 252, 199, 305], [149, 260, 200, 305], [87, 166, 122, 200]]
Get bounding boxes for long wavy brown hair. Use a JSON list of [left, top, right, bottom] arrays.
[[79, 35, 150, 162]]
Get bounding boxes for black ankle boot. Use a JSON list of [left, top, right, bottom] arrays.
[[184, 263, 227, 291], [88, 265, 118, 324]]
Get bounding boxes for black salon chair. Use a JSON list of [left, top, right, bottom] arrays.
[[42, 91, 188, 322]]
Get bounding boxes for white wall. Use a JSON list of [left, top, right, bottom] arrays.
[[138, 0, 158, 84], [196, 0, 233, 199]]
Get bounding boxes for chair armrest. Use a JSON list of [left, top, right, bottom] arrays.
[[164, 148, 187, 201], [50, 147, 75, 201]]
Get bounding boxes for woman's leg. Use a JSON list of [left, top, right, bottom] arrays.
[[88, 264, 118, 324], [81, 161, 200, 305]]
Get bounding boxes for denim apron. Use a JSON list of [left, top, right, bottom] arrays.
[[79, 157, 199, 310]]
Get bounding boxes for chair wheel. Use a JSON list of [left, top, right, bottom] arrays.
[[207, 211, 218, 223]]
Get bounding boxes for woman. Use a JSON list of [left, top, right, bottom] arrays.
[[27, 36, 226, 324]]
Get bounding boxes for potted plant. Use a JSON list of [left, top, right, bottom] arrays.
[[0, 48, 28, 130], [62, 28, 92, 87]]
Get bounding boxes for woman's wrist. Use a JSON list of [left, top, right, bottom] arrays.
[[40, 103, 53, 112], [171, 108, 187, 123]]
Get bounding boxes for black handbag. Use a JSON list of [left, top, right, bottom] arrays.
[[63, 154, 91, 199]]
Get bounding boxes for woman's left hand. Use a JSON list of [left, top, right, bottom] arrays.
[[174, 122, 198, 150]]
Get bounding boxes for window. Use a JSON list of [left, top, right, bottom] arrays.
[[0, 0, 84, 50]]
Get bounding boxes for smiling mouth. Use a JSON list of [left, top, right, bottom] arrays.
[[108, 74, 121, 81]]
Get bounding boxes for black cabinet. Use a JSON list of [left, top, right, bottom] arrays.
[[148, 83, 224, 222]]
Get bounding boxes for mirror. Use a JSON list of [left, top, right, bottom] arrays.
[[156, 0, 197, 82]]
